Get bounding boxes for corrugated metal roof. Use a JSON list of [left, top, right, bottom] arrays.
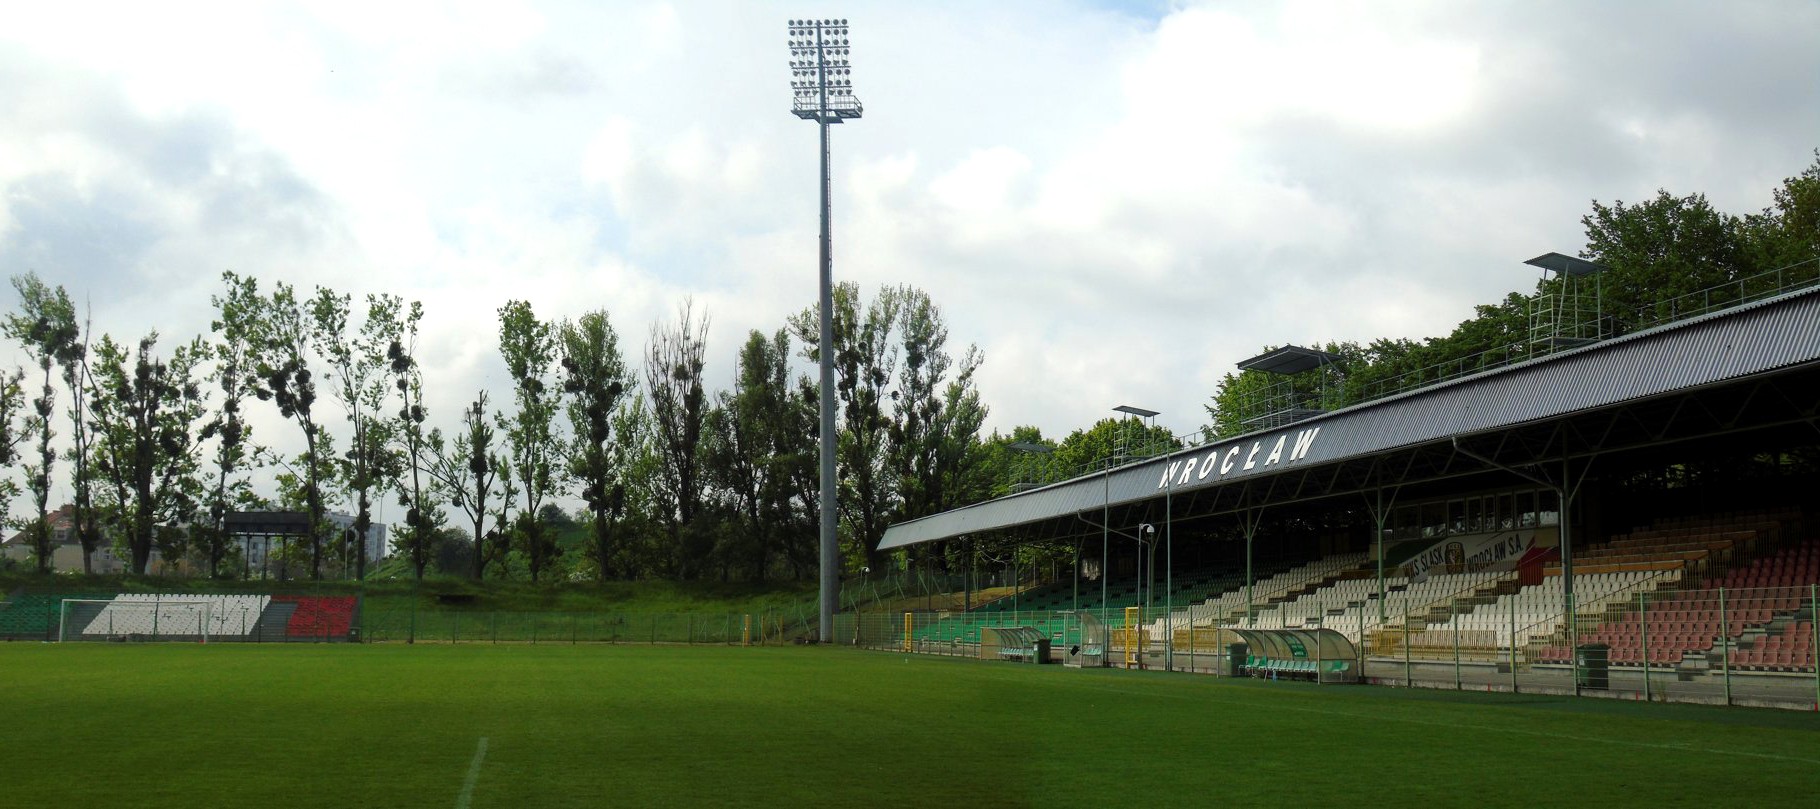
[[880, 285, 1820, 550]]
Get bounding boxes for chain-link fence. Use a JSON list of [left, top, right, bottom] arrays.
[[848, 583, 1820, 710], [1, 582, 365, 643], [361, 608, 815, 645], [2, 581, 819, 647]]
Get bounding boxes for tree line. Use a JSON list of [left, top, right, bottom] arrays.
[[7, 151, 1815, 584], [0, 273, 1045, 582], [1204, 153, 1820, 436]]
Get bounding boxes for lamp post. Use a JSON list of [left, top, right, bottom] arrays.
[[789, 18, 862, 643], [1136, 523, 1156, 618], [1106, 406, 1158, 628]]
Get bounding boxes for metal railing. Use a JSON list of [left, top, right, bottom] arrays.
[[852, 582, 1820, 711]]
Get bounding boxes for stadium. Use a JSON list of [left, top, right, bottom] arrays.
[[6, 256, 1818, 809], [6, 7, 1820, 809], [854, 256, 1820, 710]]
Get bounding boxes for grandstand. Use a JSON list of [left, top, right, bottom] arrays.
[[0, 590, 359, 642], [865, 279, 1820, 708]]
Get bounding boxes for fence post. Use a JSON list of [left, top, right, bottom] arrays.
[[453, 611, 460, 644], [1402, 596, 1412, 688], [1811, 584, 1818, 711], [1509, 603, 1518, 694], [1639, 592, 1651, 703], [1452, 597, 1462, 691], [1719, 587, 1731, 707]]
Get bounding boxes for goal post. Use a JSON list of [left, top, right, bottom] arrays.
[[59, 598, 214, 643]]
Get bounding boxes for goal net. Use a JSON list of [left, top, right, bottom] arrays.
[[60, 598, 215, 643]]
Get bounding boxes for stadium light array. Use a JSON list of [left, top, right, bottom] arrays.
[[789, 18, 863, 122], [789, 18, 862, 643]]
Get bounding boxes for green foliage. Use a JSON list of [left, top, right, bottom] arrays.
[[310, 286, 407, 580], [430, 391, 505, 579], [704, 329, 819, 582], [1204, 152, 1820, 439], [559, 309, 634, 581], [496, 300, 564, 582], [3, 273, 80, 572], [890, 288, 989, 521], [246, 281, 334, 578], [390, 300, 443, 581], [1054, 417, 1180, 479], [0, 365, 27, 531], [787, 282, 991, 571], [200, 272, 264, 578], [1581, 190, 1746, 331], [87, 332, 207, 574], [644, 300, 712, 578]]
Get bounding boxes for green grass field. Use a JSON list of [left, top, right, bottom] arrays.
[[4, 644, 1817, 808]]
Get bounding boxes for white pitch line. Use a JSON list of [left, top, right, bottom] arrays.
[[456, 736, 489, 809]]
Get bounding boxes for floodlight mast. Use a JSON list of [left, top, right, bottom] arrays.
[[789, 18, 862, 643]]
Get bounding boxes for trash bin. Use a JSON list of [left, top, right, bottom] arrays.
[[1575, 643, 1610, 690], [1228, 643, 1248, 677]]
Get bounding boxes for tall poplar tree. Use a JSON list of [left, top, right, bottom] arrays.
[[3, 274, 80, 572], [561, 310, 634, 581], [497, 300, 563, 582]]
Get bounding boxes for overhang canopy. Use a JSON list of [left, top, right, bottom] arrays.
[[1524, 252, 1608, 277], [879, 285, 1820, 551], [1237, 345, 1344, 375]]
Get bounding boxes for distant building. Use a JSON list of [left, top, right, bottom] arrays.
[[2, 506, 385, 577], [325, 511, 389, 565], [0, 504, 146, 574]]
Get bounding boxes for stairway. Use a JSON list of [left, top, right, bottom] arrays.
[[254, 602, 296, 643]]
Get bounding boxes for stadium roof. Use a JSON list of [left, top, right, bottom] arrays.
[[879, 284, 1820, 550]]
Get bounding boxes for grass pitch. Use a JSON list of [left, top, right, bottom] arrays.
[[4, 644, 1817, 808]]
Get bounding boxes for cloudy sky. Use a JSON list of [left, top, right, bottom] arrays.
[[3, 0, 1817, 474]]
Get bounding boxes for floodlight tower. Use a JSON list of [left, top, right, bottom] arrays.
[[789, 18, 862, 643]]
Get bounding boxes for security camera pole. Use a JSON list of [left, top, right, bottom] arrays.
[[789, 18, 862, 643]]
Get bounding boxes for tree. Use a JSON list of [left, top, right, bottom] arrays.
[[199, 272, 264, 578], [248, 281, 333, 578], [311, 288, 406, 580], [3, 274, 80, 573], [389, 301, 443, 580], [560, 310, 635, 581], [890, 288, 988, 521], [0, 366, 28, 540], [89, 333, 206, 574], [1581, 190, 1745, 332], [1053, 417, 1181, 482], [430, 391, 504, 579], [1741, 150, 1820, 284], [645, 300, 711, 578], [429, 525, 475, 577], [486, 459, 520, 580], [62, 308, 100, 574], [974, 426, 1056, 499], [497, 300, 564, 582], [791, 282, 904, 569], [705, 330, 814, 581]]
